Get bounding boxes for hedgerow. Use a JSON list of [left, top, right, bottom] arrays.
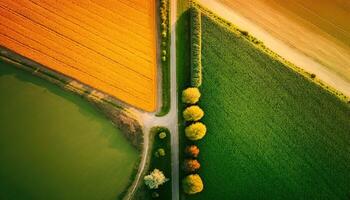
[[157, 0, 171, 116], [160, 0, 169, 61], [190, 6, 202, 87]]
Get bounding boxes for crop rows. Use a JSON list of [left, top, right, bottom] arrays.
[[0, 0, 157, 111], [191, 13, 350, 199]]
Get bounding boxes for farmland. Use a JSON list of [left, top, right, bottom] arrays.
[[198, 0, 350, 97], [0, 60, 139, 200], [183, 14, 350, 199], [213, 0, 350, 82], [0, 0, 157, 111]]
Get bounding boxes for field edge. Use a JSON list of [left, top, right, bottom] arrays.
[[193, 0, 350, 104]]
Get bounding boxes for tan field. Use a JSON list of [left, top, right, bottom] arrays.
[[199, 0, 350, 96], [218, 0, 350, 79], [0, 0, 157, 112]]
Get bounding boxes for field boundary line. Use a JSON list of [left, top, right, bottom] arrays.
[[192, 0, 350, 104]]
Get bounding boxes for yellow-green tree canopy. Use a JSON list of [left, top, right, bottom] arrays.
[[182, 174, 204, 194], [182, 87, 201, 104], [158, 148, 165, 157], [185, 122, 206, 141], [183, 105, 204, 121], [159, 132, 167, 139]]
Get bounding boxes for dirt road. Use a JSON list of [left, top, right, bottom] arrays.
[[125, 0, 179, 199]]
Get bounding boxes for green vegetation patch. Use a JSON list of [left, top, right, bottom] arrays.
[[0, 60, 139, 200], [157, 0, 171, 116], [189, 6, 202, 87], [188, 14, 350, 199], [134, 127, 172, 199], [176, 0, 194, 198], [148, 127, 172, 200]]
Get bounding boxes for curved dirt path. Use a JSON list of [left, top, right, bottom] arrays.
[[125, 0, 179, 199], [198, 0, 350, 97]]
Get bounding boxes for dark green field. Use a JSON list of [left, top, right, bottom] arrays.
[[134, 127, 172, 200], [189, 14, 350, 199]]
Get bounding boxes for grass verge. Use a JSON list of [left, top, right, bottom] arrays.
[[133, 127, 172, 199], [176, 0, 192, 199], [156, 0, 171, 116]]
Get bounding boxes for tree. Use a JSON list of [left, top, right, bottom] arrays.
[[182, 87, 201, 104], [161, 22, 167, 30], [162, 50, 167, 56], [158, 148, 165, 157], [162, 31, 167, 38], [144, 169, 169, 189], [183, 105, 204, 121], [154, 148, 165, 157], [159, 131, 167, 139], [183, 159, 200, 173], [182, 174, 203, 194], [185, 122, 206, 141], [185, 145, 200, 158]]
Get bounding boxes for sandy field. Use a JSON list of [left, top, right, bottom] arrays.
[[0, 0, 157, 111], [198, 0, 350, 97]]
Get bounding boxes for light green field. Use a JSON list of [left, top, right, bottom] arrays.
[[0, 60, 138, 200]]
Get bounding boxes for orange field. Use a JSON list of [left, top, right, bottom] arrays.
[[0, 0, 157, 111]]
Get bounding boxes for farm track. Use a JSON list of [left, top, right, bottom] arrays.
[[125, 0, 179, 199], [0, 0, 157, 111]]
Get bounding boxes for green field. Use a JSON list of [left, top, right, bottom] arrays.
[[185, 15, 350, 199], [0, 60, 139, 200]]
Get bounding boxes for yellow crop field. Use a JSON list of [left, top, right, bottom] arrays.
[[0, 0, 157, 111]]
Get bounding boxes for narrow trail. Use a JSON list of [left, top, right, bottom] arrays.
[[125, 0, 179, 199]]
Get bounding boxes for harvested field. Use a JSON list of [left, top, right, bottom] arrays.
[[199, 0, 350, 97], [214, 0, 350, 79], [0, 0, 157, 111]]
